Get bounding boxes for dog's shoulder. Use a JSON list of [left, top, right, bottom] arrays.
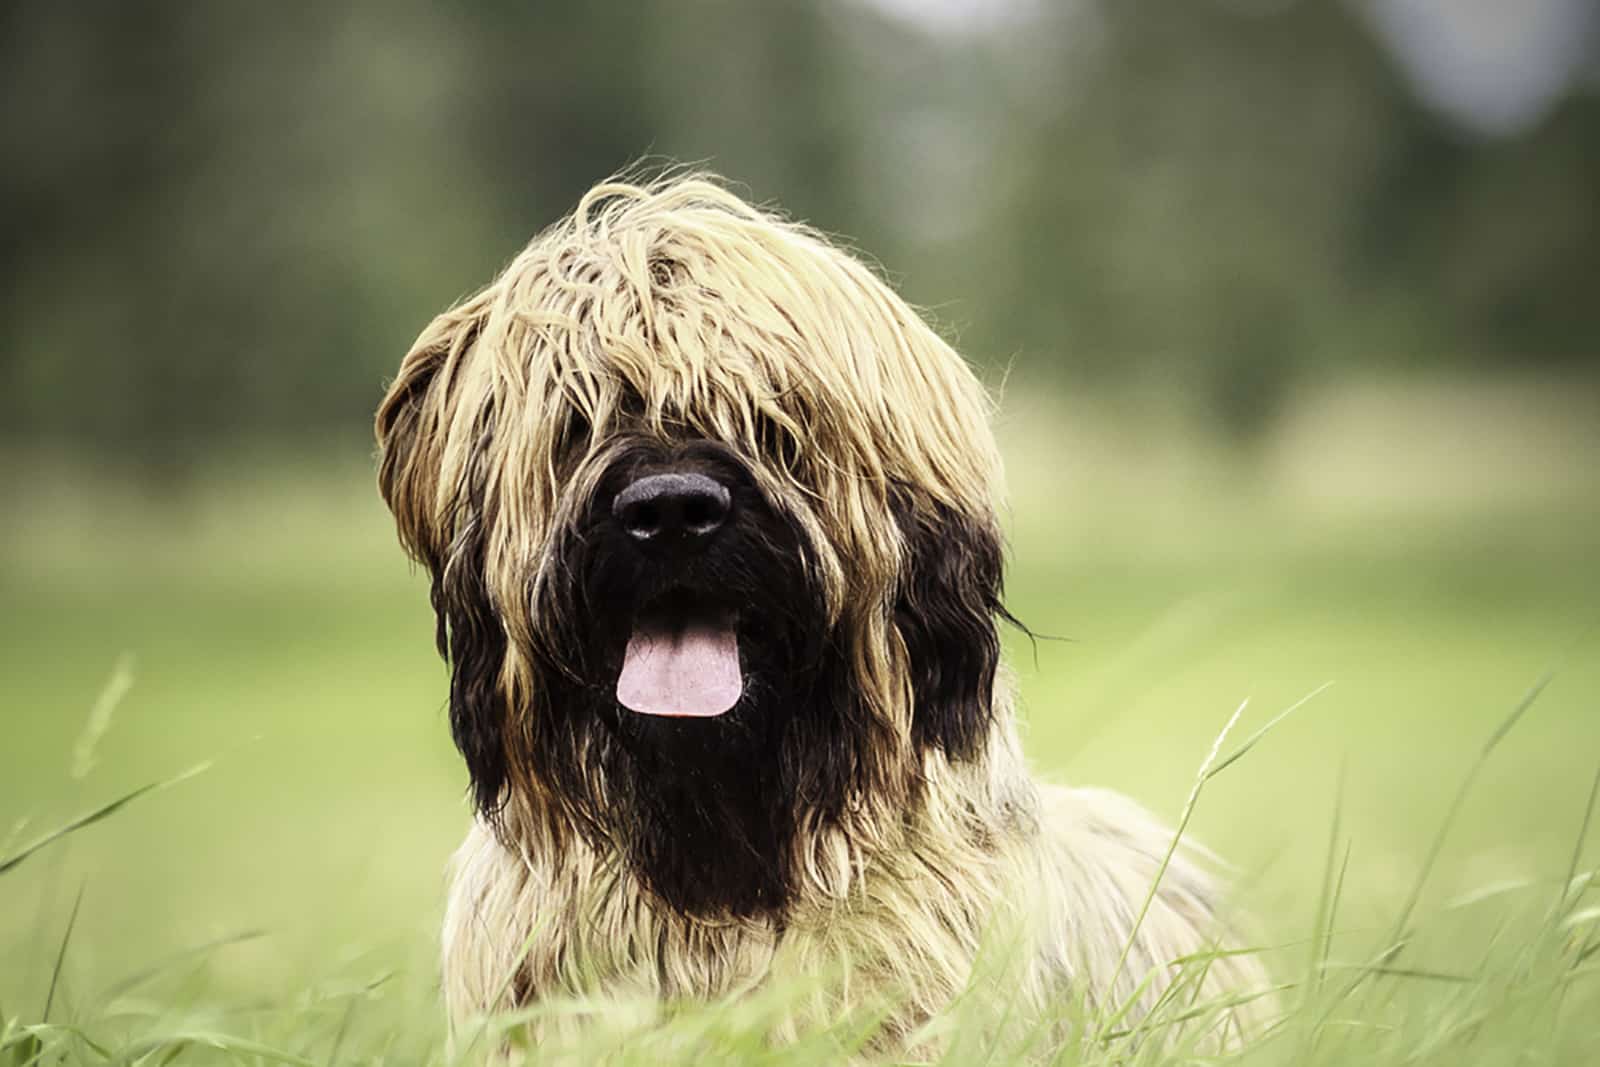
[[440, 820, 541, 1030], [1025, 783, 1273, 1034]]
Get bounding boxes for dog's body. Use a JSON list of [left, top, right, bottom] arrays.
[[376, 175, 1269, 1049], [442, 769, 1254, 1044]]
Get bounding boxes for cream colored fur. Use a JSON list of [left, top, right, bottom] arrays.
[[441, 705, 1270, 1049], [376, 173, 1273, 1053]]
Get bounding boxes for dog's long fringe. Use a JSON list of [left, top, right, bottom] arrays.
[[376, 174, 1273, 1054], [377, 171, 1008, 844]]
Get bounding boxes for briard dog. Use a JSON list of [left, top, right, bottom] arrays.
[[375, 175, 1268, 1048]]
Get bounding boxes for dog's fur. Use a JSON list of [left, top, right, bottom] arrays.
[[375, 175, 1270, 1048]]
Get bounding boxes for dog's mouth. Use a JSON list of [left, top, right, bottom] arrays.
[[615, 589, 743, 718]]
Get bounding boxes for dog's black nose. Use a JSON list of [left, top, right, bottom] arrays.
[[612, 472, 731, 552]]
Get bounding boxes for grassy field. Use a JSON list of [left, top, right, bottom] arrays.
[[3, 383, 1599, 1062]]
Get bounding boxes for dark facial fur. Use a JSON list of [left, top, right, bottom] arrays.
[[424, 433, 1007, 920]]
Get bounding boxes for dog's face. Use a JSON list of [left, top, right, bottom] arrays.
[[377, 179, 1010, 918]]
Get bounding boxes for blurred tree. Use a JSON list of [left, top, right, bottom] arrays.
[[1354, 90, 1600, 368], [0, 0, 1594, 473], [983, 2, 1414, 436]]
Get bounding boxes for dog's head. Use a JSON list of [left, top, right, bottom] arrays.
[[376, 177, 1010, 917]]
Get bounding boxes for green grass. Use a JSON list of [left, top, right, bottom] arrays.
[[2, 404, 1598, 1062]]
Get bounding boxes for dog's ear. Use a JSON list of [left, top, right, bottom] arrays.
[[892, 490, 1005, 762], [375, 296, 510, 818], [434, 498, 511, 819], [375, 296, 490, 571]]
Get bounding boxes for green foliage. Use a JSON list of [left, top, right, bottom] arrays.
[[2, 2, 1596, 471], [1, 641, 1595, 1064], [2, 423, 1598, 1062]]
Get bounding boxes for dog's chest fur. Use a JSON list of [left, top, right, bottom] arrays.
[[438, 729, 1270, 1046]]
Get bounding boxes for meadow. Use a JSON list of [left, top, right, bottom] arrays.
[[3, 381, 1598, 1063]]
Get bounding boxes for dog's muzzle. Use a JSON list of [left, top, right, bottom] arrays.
[[612, 470, 744, 719]]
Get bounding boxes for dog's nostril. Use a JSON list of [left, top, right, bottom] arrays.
[[625, 502, 662, 539], [681, 495, 719, 534], [612, 472, 731, 549]]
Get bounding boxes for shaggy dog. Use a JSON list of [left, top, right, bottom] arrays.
[[375, 175, 1269, 1048]]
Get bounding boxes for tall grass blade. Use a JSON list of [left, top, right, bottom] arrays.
[[1095, 697, 1246, 1020], [1205, 681, 1332, 782], [71, 655, 134, 780], [1480, 663, 1558, 757], [1305, 758, 1346, 1003], [1096, 681, 1327, 1035], [0, 762, 211, 878], [1386, 665, 1557, 944], [41, 883, 84, 1024], [1562, 764, 1600, 911]]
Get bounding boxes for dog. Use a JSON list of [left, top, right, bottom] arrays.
[[375, 174, 1270, 1050]]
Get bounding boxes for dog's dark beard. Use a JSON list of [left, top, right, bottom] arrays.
[[428, 433, 1006, 921], [521, 440, 863, 919]]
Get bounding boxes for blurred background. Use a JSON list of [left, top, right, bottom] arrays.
[[2, 0, 1597, 1020]]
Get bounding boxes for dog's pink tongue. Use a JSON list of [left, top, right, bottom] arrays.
[[616, 620, 742, 717]]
